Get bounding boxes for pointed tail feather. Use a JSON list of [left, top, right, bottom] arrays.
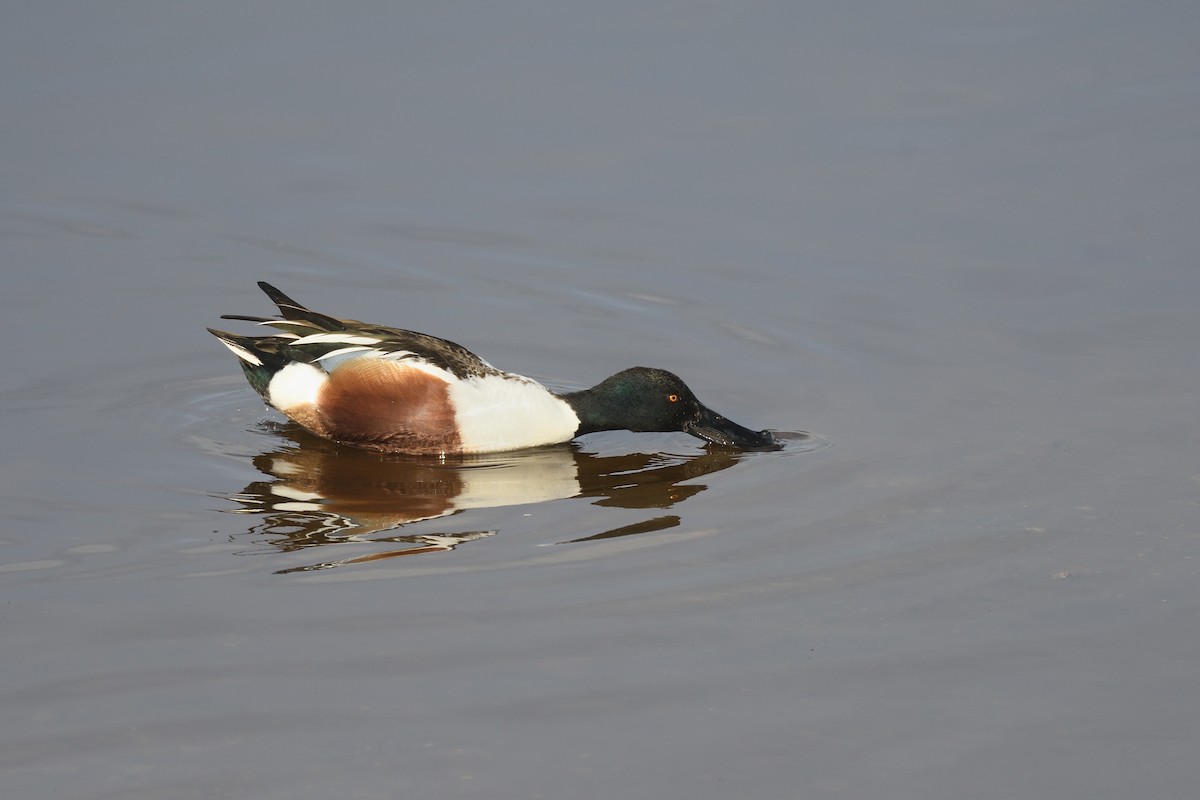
[[219, 314, 273, 323], [257, 281, 309, 319], [256, 281, 345, 330]]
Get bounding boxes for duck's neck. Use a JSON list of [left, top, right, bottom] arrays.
[[559, 386, 618, 436]]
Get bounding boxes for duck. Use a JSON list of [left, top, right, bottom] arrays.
[[209, 282, 777, 456]]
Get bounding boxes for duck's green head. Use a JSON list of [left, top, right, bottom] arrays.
[[566, 367, 777, 450]]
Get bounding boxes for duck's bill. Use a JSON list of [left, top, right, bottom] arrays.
[[685, 406, 779, 450]]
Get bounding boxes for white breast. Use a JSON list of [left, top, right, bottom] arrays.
[[267, 362, 326, 411], [447, 373, 580, 453]]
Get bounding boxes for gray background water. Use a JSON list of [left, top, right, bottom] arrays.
[[4, 3, 1199, 798]]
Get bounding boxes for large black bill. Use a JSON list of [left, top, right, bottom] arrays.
[[684, 405, 778, 450]]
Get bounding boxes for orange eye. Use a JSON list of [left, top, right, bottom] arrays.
[[668, 394, 679, 403]]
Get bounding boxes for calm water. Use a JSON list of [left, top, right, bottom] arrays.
[[4, 3, 1200, 799]]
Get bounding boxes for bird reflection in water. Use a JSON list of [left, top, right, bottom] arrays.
[[226, 422, 764, 572]]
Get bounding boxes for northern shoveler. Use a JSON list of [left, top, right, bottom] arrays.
[[209, 282, 777, 455]]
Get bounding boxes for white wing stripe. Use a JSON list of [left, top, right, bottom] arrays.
[[315, 345, 375, 361], [216, 338, 264, 366], [292, 332, 382, 346]]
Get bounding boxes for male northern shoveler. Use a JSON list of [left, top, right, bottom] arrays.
[[209, 282, 777, 455]]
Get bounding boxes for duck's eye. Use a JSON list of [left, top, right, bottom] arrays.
[[668, 394, 679, 403]]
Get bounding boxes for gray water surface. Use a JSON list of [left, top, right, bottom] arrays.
[[3, 4, 1200, 799]]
